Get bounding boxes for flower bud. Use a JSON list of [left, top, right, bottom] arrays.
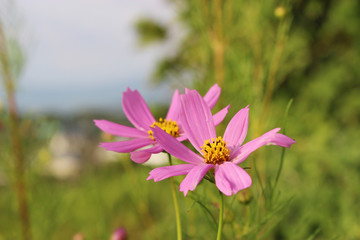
[[111, 228, 127, 240], [72, 232, 84, 240], [225, 210, 235, 223], [101, 132, 115, 141], [238, 189, 252, 205], [274, 6, 286, 19]]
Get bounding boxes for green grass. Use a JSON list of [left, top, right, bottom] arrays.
[[0, 161, 171, 240]]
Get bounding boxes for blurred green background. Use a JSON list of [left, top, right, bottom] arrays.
[[1, 0, 360, 239]]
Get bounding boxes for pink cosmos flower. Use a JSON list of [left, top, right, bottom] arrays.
[[94, 84, 229, 163], [147, 90, 296, 196]]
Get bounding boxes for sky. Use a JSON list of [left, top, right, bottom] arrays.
[[2, 0, 179, 114]]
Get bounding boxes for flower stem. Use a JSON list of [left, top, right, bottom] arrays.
[[0, 21, 32, 240], [216, 191, 224, 240], [167, 153, 182, 240], [272, 98, 293, 196]]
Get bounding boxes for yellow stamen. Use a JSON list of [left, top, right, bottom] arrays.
[[148, 118, 180, 139], [201, 136, 231, 165]]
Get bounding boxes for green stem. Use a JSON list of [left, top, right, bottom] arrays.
[[0, 21, 32, 240], [273, 99, 293, 186], [216, 191, 224, 240], [167, 153, 182, 240], [271, 98, 293, 202]]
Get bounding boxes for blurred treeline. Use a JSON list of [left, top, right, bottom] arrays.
[[136, 0, 360, 239]]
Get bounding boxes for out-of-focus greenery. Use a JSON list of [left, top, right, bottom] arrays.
[[135, 19, 167, 46]]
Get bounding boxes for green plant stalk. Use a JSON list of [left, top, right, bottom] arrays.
[[216, 191, 224, 240], [123, 160, 155, 240], [253, 158, 266, 200], [0, 23, 32, 240], [192, 198, 218, 229], [167, 153, 182, 240], [271, 98, 293, 201], [255, 10, 293, 144], [261, 13, 292, 122]]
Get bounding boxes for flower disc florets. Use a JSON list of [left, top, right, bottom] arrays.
[[148, 118, 179, 139], [201, 136, 231, 165]]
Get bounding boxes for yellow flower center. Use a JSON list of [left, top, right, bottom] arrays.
[[201, 136, 231, 165], [148, 118, 180, 139]]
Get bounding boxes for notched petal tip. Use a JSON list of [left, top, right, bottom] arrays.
[[179, 164, 213, 197], [215, 163, 252, 196], [182, 189, 189, 197], [146, 169, 158, 182], [213, 104, 231, 126], [94, 119, 148, 138], [203, 83, 221, 109], [94, 119, 109, 128], [268, 133, 296, 148], [223, 105, 250, 147], [146, 174, 154, 181]]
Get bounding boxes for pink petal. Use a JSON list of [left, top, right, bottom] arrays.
[[223, 106, 249, 147], [215, 162, 252, 196], [179, 164, 214, 196], [180, 90, 216, 152], [152, 126, 204, 164], [94, 119, 148, 138], [213, 105, 230, 126], [147, 164, 195, 182], [130, 144, 163, 163], [122, 88, 156, 131], [203, 83, 221, 110], [176, 135, 188, 142], [166, 89, 181, 121], [268, 133, 296, 147], [99, 138, 154, 153], [231, 128, 281, 164]]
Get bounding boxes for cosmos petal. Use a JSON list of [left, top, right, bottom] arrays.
[[94, 120, 148, 138], [223, 106, 249, 147], [231, 128, 281, 164], [147, 164, 195, 182], [215, 162, 252, 196], [203, 83, 221, 109], [166, 89, 181, 121], [213, 105, 230, 126], [180, 90, 216, 152], [99, 138, 153, 153], [122, 88, 156, 131], [130, 144, 163, 163], [176, 135, 188, 142], [179, 164, 214, 196], [269, 133, 296, 147], [152, 126, 204, 164]]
